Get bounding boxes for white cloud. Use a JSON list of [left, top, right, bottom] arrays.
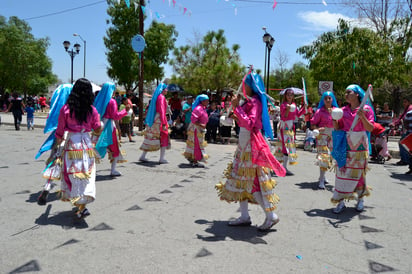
[[298, 11, 352, 32]]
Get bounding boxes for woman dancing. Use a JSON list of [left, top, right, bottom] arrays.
[[55, 78, 102, 218], [216, 71, 286, 231], [183, 94, 209, 167], [331, 84, 374, 213], [310, 91, 338, 189], [273, 88, 306, 175]]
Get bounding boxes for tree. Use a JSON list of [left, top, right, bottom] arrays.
[[297, 19, 406, 102], [104, 0, 177, 91], [169, 29, 245, 94], [0, 16, 57, 98], [340, 0, 412, 113]]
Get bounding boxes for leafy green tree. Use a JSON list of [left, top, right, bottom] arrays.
[[104, 0, 177, 90], [0, 16, 57, 98], [297, 19, 402, 101], [169, 29, 245, 94]]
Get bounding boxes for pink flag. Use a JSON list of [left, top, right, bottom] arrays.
[[173, 0, 176, 7], [272, 0, 277, 10], [183, 7, 187, 15]]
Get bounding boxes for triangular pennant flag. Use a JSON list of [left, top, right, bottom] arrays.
[[169, 0, 171, 6], [141, 5, 146, 14], [234, 7, 237, 15], [156, 12, 160, 19], [125, 0, 130, 8], [134, 2, 139, 12], [183, 7, 187, 15], [273, 0, 278, 10], [322, 0, 327, 6], [173, 0, 176, 7]]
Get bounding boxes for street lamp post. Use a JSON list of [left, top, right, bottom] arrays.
[[63, 41, 81, 83], [262, 30, 275, 93], [73, 33, 86, 78]]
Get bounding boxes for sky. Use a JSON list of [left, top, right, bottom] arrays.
[[0, 0, 356, 86]]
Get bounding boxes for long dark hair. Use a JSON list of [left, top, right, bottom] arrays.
[[67, 78, 94, 124]]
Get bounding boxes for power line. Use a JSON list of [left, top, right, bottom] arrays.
[[23, 1, 106, 21]]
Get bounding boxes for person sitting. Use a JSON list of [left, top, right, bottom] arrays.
[[170, 115, 185, 139]]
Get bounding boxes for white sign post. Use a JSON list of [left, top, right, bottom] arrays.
[[318, 81, 333, 94]]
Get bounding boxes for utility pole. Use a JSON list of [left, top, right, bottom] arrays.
[[138, 0, 145, 131]]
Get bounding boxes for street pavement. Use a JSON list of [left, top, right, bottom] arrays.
[[0, 113, 411, 273]]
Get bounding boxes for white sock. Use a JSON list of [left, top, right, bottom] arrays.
[[111, 157, 118, 173], [239, 200, 249, 219], [140, 151, 147, 160], [252, 192, 265, 210], [319, 170, 325, 181], [283, 155, 288, 170], [159, 147, 166, 161]]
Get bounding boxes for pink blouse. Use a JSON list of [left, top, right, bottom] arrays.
[[280, 102, 306, 121], [191, 105, 208, 125], [55, 104, 101, 139], [311, 107, 335, 128], [234, 95, 262, 132], [103, 99, 127, 120], [337, 105, 375, 132], [156, 94, 167, 126]]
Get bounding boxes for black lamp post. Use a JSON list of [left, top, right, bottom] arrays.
[[63, 40, 81, 83], [73, 33, 86, 78], [262, 31, 275, 93]]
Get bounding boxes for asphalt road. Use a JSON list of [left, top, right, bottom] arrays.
[[0, 123, 411, 274]]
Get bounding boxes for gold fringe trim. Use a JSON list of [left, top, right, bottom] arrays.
[[67, 149, 95, 159], [240, 152, 252, 161], [261, 179, 277, 192], [215, 183, 256, 204]]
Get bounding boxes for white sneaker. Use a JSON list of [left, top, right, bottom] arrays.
[[158, 159, 168, 164], [258, 217, 280, 231], [110, 170, 122, 176], [332, 201, 346, 214], [356, 199, 364, 212], [228, 216, 251, 226]]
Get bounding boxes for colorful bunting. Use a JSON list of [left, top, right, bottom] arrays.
[[273, 0, 278, 10], [124, 0, 130, 8]]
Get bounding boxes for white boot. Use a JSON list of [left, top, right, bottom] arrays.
[[111, 157, 121, 176], [356, 198, 364, 212], [283, 155, 293, 176], [228, 201, 251, 226], [332, 200, 346, 214], [254, 192, 279, 231], [159, 147, 168, 164], [139, 151, 148, 162]]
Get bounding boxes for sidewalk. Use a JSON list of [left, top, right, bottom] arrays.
[[0, 111, 401, 159]]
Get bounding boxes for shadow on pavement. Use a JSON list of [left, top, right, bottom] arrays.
[[389, 172, 412, 182], [295, 181, 333, 192], [96, 174, 117, 182], [304, 208, 360, 228], [26, 191, 59, 204], [133, 161, 160, 168], [195, 219, 273, 244], [34, 204, 88, 229]]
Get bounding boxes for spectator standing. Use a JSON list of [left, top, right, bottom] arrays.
[[39, 95, 47, 112], [182, 96, 194, 139], [6, 92, 25, 130], [25, 103, 35, 130], [119, 97, 134, 142], [219, 100, 233, 144], [169, 92, 182, 121], [376, 102, 393, 127], [392, 98, 412, 165], [206, 101, 220, 143]]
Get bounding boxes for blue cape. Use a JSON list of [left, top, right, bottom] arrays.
[[145, 83, 167, 127], [94, 82, 115, 117], [93, 82, 116, 158], [35, 84, 72, 159], [245, 72, 274, 140]]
